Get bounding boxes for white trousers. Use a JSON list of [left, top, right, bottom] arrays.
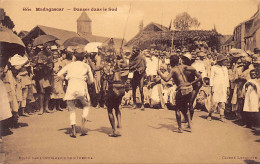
[[67, 98, 89, 125], [209, 102, 225, 116]]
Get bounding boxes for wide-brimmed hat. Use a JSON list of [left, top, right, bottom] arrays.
[[230, 48, 247, 58], [51, 45, 58, 51], [183, 52, 192, 60], [216, 54, 227, 62]]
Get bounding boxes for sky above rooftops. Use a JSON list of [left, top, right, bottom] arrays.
[[1, 0, 259, 41]]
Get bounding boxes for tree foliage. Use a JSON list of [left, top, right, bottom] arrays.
[[2, 16, 15, 30], [173, 12, 200, 31]]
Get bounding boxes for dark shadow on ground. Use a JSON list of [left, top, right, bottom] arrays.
[[224, 111, 237, 120], [244, 160, 260, 164], [0, 128, 13, 137], [58, 126, 89, 135], [232, 119, 246, 126], [255, 139, 260, 143], [91, 127, 112, 136], [199, 115, 219, 121], [148, 123, 177, 131], [251, 129, 260, 136], [59, 126, 112, 136]]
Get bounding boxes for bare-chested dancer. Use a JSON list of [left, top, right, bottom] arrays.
[[87, 51, 127, 137], [182, 53, 203, 120], [157, 55, 201, 133]]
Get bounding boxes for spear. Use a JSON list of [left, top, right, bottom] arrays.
[[120, 2, 132, 54]]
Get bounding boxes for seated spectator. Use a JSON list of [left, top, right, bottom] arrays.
[[121, 87, 132, 106], [149, 76, 166, 109]]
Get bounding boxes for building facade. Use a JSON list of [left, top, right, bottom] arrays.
[[233, 3, 260, 52]]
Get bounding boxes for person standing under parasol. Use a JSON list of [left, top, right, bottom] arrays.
[[32, 35, 58, 115]]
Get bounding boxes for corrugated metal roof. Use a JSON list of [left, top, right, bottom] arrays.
[[23, 25, 125, 48], [37, 25, 80, 45]]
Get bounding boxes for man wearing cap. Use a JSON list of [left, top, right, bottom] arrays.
[[208, 54, 229, 122], [57, 48, 94, 138], [129, 47, 147, 110], [157, 55, 202, 133]]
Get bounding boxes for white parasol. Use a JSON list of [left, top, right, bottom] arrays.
[[84, 42, 103, 53]]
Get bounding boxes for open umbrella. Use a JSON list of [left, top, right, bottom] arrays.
[[0, 25, 26, 67], [0, 25, 25, 47], [63, 36, 89, 47], [230, 48, 247, 58], [33, 35, 58, 46], [84, 42, 103, 53]]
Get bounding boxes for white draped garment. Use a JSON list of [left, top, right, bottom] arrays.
[[210, 65, 229, 103]]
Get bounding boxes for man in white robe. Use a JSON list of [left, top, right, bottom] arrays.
[[58, 50, 94, 138], [208, 54, 229, 122]]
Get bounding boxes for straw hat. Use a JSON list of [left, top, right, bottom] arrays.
[[51, 45, 58, 51], [183, 52, 192, 60]]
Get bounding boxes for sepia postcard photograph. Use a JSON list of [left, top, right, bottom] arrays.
[[0, 0, 260, 163]]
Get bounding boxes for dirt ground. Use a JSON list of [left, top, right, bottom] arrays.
[[1, 107, 260, 164]]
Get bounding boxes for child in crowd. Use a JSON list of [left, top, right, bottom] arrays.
[[242, 69, 260, 129], [50, 49, 64, 112]]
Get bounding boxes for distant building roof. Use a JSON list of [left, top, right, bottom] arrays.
[[77, 12, 92, 22], [22, 25, 80, 45], [223, 36, 234, 46], [22, 25, 125, 49], [142, 22, 169, 32], [125, 22, 220, 48], [219, 35, 233, 45]]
